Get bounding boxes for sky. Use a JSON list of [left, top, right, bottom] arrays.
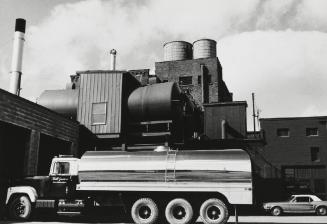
[[1, 0, 327, 131]]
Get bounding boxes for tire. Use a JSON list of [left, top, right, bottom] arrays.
[[131, 198, 159, 224], [316, 206, 327, 216], [271, 206, 282, 216], [165, 198, 193, 224], [199, 198, 229, 224], [8, 195, 32, 221]]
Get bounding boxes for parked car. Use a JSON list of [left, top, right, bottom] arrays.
[[263, 194, 327, 216]]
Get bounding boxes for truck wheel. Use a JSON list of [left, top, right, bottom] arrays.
[[8, 195, 32, 221], [165, 198, 193, 224], [199, 198, 229, 224], [131, 198, 159, 224], [271, 206, 282, 216], [316, 206, 327, 216]]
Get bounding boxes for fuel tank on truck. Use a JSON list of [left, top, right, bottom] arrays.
[[127, 82, 182, 121], [77, 149, 252, 184]]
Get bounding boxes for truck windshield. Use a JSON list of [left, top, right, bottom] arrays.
[[53, 162, 70, 175]]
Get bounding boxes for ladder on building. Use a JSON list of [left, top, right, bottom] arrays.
[[165, 148, 177, 182]]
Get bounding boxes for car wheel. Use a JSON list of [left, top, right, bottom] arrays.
[[316, 206, 327, 216], [199, 198, 229, 224], [271, 206, 282, 216], [8, 195, 32, 220], [131, 198, 159, 224]]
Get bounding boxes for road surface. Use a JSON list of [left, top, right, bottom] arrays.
[[1, 216, 327, 224]]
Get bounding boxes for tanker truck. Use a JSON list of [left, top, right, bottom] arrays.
[[5, 147, 252, 224]]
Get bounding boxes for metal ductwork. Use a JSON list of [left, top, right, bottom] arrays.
[[37, 89, 78, 117], [127, 82, 182, 121]]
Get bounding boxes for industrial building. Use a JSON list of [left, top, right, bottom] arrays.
[[0, 18, 305, 217], [260, 116, 327, 199]]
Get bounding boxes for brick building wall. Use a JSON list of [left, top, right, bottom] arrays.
[[260, 116, 327, 199], [155, 57, 232, 106]]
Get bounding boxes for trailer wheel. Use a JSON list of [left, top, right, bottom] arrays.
[[8, 195, 32, 221], [131, 198, 159, 224], [165, 198, 193, 224], [199, 198, 229, 224]]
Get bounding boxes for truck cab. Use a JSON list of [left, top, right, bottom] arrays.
[[48, 156, 79, 198], [5, 156, 80, 220]]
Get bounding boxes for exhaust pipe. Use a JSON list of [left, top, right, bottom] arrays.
[[110, 49, 117, 70], [9, 18, 26, 96]]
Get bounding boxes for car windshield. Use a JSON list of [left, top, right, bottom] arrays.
[[288, 196, 295, 201]]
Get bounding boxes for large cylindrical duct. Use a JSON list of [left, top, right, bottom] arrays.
[[163, 41, 192, 61], [9, 18, 26, 95], [193, 39, 217, 59], [37, 89, 79, 117], [127, 82, 182, 121]]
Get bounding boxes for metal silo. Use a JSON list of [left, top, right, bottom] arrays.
[[163, 41, 192, 61], [193, 39, 217, 59]]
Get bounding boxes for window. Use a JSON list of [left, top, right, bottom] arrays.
[[92, 102, 107, 125], [277, 128, 289, 137], [197, 75, 212, 85], [306, 128, 318, 136], [311, 147, 320, 162], [314, 179, 326, 194], [295, 197, 311, 202], [179, 76, 192, 85], [53, 162, 70, 175]]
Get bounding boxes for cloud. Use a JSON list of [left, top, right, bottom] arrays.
[[1, 0, 327, 129], [219, 30, 327, 124]]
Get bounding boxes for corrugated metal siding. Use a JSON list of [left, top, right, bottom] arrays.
[[0, 89, 79, 142], [77, 72, 122, 134]]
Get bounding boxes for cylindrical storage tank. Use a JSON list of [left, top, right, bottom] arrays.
[[37, 89, 78, 117], [193, 39, 217, 59], [127, 82, 182, 121], [163, 41, 192, 61]]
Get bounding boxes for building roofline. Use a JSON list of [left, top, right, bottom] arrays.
[[260, 115, 327, 121], [76, 70, 127, 74], [203, 101, 247, 107]]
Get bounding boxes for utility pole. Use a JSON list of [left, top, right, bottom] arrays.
[[252, 93, 256, 134]]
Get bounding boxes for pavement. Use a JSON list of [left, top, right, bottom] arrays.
[[1, 216, 327, 224]]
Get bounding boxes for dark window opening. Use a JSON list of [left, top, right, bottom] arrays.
[[197, 75, 212, 85], [179, 76, 193, 85], [311, 147, 320, 162], [306, 128, 318, 136], [277, 128, 290, 137], [295, 197, 311, 202], [314, 179, 326, 194]]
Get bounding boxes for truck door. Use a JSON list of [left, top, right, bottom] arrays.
[[49, 161, 76, 198]]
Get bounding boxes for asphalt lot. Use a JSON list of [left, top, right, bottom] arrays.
[[1, 216, 327, 224]]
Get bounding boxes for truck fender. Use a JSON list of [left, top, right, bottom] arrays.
[[6, 186, 38, 204]]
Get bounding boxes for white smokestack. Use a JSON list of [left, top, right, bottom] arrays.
[[9, 18, 26, 96], [110, 49, 117, 70]]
